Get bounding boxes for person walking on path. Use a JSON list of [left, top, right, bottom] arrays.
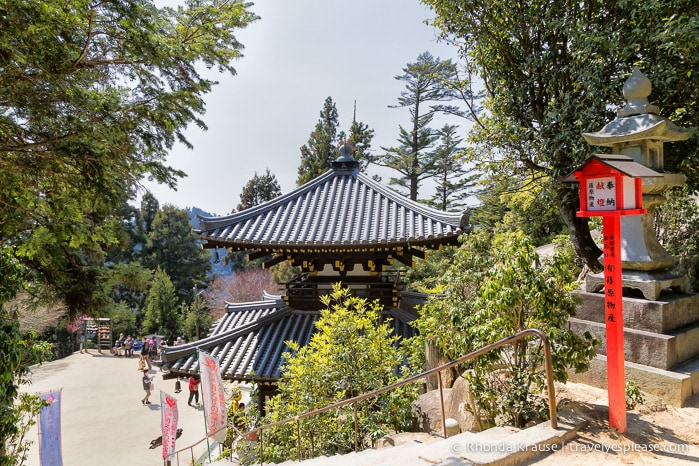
[[79, 330, 88, 354], [140, 336, 152, 370], [141, 369, 154, 405], [148, 335, 158, 363], [187, 375, 200, 407]]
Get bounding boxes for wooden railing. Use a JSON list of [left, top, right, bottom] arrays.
[[166, 328, 558, 465], [283, 273, 403, 309]]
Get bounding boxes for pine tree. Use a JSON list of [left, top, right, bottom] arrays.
[[378, 52, 458, 200], [141, 205, 211, 300], [297, 97, 341, 185], [142, 267, 181, 341], [428, 124, 479, 211], [237, 168, 282, 211]]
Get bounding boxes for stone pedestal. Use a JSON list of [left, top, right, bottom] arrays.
[[570, 290, 699, 406], [585, 270, 687, 301]]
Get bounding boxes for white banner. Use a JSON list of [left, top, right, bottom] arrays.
[[198, 350, 227, 443], [160, 390, 179, 459]]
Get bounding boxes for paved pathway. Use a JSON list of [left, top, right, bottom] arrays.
[[22, 350, 223, 466]]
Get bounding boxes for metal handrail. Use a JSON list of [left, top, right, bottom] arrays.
[[167, 328, 558, 465]]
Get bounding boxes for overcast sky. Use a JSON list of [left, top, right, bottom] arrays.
[[142, 0, 463, 216]]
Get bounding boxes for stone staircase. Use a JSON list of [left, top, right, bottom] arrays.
[[214, 411, 586, 466]]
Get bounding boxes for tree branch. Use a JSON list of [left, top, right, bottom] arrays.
[[73, 6, 95, 68]]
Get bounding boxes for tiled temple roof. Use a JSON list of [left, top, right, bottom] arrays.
[[160, 294, 419, 382], [194, 165, 470, 251]]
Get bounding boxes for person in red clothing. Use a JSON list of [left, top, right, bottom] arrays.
[[187, 375, 201, 406]]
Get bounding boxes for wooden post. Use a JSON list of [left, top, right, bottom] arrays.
[[602, 216, 627, 432]]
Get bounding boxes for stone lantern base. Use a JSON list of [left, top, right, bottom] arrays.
[[569, 289, 699, 406], [585, 270, 687, 301]]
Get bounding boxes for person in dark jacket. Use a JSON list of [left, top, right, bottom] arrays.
[[140, 337, 152, 370]]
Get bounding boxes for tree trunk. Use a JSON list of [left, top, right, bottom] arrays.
[[425, 339, 456, 390], [558, 191, 603, 273]]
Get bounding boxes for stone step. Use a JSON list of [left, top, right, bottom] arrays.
[[569, 317, 699, 370], [242, 411, 586, 466], [573, 290, 699, 334], [568, 354, 699, 407]]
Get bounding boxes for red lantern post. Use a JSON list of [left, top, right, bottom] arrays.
[[564, 154, 661, 432]]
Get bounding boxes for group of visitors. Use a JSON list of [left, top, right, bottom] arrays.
[[133, 334, 202, 407], [138, 335, 159, 370], [139, 371, 201, 408], [112, 333, 134, 357]]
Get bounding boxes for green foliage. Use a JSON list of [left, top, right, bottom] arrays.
[[345, 119, 375, 171], [404, 246, 458, 292], [269, 261, 300, 285], [0, 1, 256, 458], [422, 0, 699, 270], [427, 124, 479, 211], [100, 263, 152, 316], [108, 302, 139, 339], [183, 301, 213, 342], [0, 0, 256, 315], [472, 175, 568, 247], [141, 205, 211, 300], [378, 52, 458, 201], [3, 393, 46, 466], [0, 306, 52, 464], [625, 380, 644, 410], [237, 168, 282, 212], [297, 97, 341, 185], [655, 187, 699, 291], [0, 247, 24, 304], [142, 267, 181, 342], [297, 97, 376, 186], [248, 285, 417, 463], [411, 232, 597, 428]]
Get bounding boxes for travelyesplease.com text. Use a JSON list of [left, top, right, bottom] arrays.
[[449, 441, 690, 455]]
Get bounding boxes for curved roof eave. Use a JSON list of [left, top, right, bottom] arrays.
[[193, 166, 471, 248]]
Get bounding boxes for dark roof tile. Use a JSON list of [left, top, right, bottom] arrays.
[[194, 168, 470, 249]]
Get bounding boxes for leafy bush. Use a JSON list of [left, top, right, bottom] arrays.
[[240, 284, 418, 463], [411, 231, 597, 428], [655, 187, 699, 291]]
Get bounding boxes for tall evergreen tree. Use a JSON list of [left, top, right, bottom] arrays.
[[343, 102, 376, 171], [223, 169, 283, 271], [377, 52, 458, 200], [140, 192, 160, 237], [142, 267, 181, 342], [141, 205, 211, 300], [429, 124, 479, 211], [297, 97, 341, 185], [237, 168, 282, 211]]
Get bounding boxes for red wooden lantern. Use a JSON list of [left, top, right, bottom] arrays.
[[566, 154, 658, 217], [564, 154, 661, 432]]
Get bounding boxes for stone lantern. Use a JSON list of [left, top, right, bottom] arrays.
[[582, 67, 693, 300]]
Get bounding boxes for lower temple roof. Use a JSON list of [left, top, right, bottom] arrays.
[[160, 293, 419, 383]]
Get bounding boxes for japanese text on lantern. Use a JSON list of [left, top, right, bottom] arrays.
[[587, 177, 617, 211]]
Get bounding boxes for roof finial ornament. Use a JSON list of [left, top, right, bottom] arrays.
[[336, 139, 354, 163], [618, 67, 659, 117]]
